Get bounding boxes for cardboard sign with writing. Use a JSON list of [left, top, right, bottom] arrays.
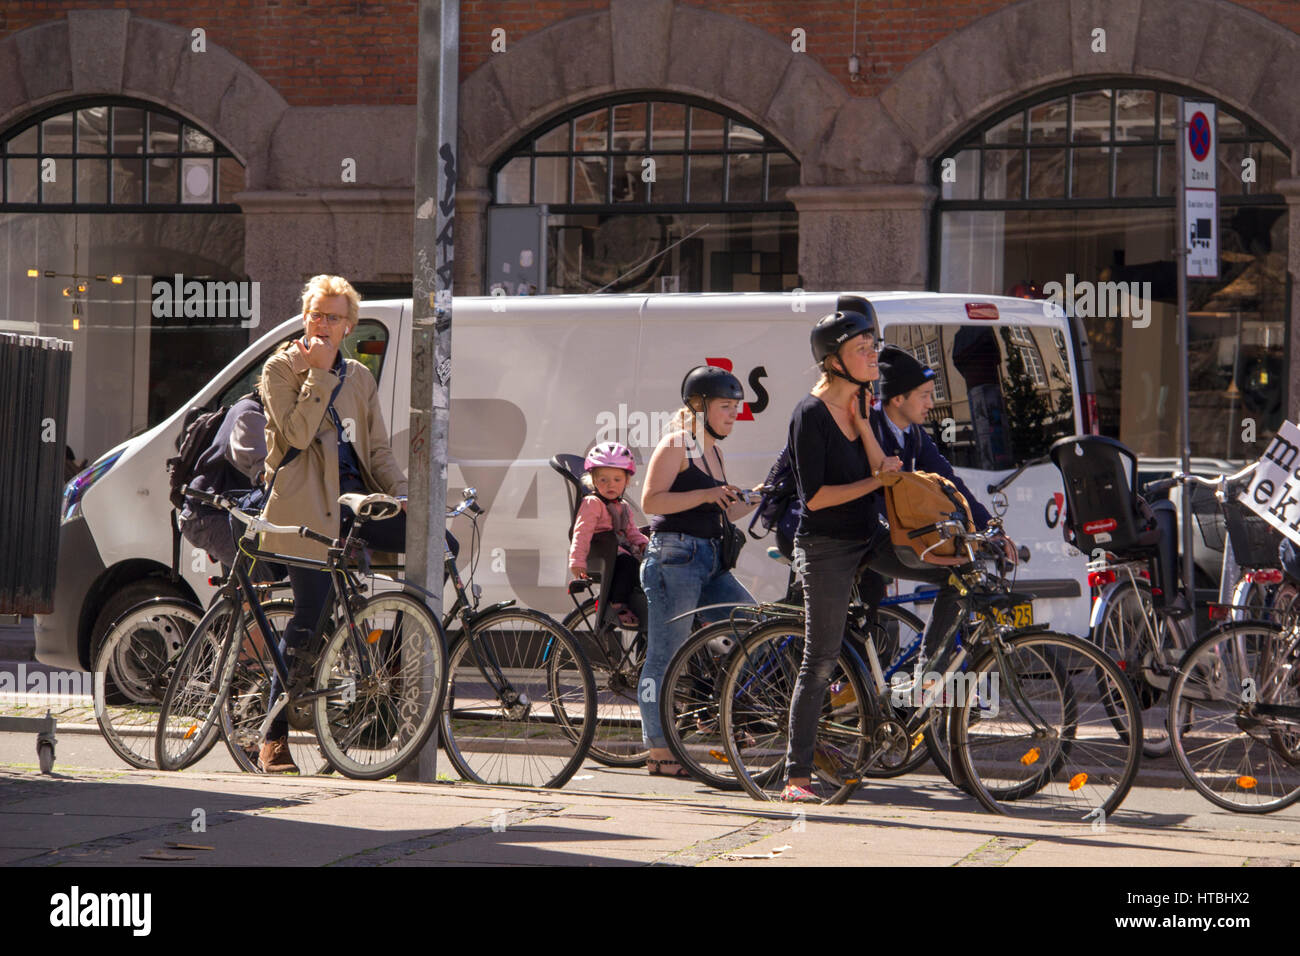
[[1241, 420, 1300, 547]]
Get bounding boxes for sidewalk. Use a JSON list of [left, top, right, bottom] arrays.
[[4, 764, 1300, 867]]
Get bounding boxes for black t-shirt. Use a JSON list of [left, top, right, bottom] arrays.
[[788, 393, 879, 540]]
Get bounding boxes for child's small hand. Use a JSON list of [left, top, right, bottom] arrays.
[[570, 566, 589, 581]]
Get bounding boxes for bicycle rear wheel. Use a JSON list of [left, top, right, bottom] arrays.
[[441, 608, 595, 788], [1166, 620, 1300, 813], [951, 630, 1142, 819], [660, 615, 766, 790], [719, 619, 870, 805], [561, 598, 648, 766], [155, 595, 243, 771], [94, 598, 201, 770], [313, 591, 447, 780], [1093, 579, 1184, 758]]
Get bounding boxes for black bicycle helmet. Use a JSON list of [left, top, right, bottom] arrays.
[[680, 365, 744, 441], [810, 309, 877, 363]]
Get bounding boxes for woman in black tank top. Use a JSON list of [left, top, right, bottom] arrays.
[[637, 366, 762, 777]]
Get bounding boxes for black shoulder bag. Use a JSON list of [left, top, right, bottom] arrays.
[[697, 441, 745, 572]]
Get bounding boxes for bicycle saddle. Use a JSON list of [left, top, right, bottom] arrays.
[[339, 492, 401, 521]]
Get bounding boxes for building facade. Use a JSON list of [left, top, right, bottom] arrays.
[[0, 0, 1296, 465]]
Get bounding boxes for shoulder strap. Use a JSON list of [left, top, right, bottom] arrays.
[[263, 375, 344, 499]]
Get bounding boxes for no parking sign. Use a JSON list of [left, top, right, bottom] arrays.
[[1183, 101, 1219, 279]]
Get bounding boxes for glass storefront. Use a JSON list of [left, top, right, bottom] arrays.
[[936, 86, 1290, 461]]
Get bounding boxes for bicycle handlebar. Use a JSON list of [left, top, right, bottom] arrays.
[[1140, 461, 1258, 498]]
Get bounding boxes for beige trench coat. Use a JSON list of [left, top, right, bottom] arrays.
[[258, 343, 408, 562]]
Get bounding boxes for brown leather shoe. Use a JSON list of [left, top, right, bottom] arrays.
[[258, 737, 299, 774]]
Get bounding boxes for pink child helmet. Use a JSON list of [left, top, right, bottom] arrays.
[[584, 441, 636, 476]]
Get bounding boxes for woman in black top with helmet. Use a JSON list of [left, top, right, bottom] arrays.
[[781, 301, 969, 803], [638, 365, 761, 777]]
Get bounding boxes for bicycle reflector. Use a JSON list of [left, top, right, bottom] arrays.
[[1020, 747, 1040, 765], [1207, 604, 1230, 621], [1068, 772, 1088, 791], [366, 629, 383, 644], [709, 749, 729, 764], [1245, 569, 1284, 584], [1237, 775, 1258, 790], [1088, 570, 1117, 588]]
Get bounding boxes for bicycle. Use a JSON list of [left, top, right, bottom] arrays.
[[718, 516, 1144, 818], [154, 487, 447, 780], [438, 488, 597, 789]]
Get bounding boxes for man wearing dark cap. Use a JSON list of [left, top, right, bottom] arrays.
[[870, 344, 1016, 565]]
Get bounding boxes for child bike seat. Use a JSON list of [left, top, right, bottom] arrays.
[[1048, 435, 1161, 558]]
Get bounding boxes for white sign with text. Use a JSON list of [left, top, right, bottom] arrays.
[[1241, 420, 1300, 547]]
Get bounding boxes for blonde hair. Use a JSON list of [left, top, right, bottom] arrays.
[[300, 274, 361, 327], [667, 397, 704, 439]]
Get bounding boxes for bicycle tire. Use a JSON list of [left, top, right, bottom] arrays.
[[221, 599, 335, 775], [1093, 578, 1184, 758], [312, 591, 447, 780], [951, 630, 1142, 819], [441, 607, 596, 788], [94, 598, 202, 770], [1166, 620, 1300, 813], [561, 598, 649, 767], [719, 619, 871, 805], [659, 616, 767, 790], [154, 595, 244, 771]]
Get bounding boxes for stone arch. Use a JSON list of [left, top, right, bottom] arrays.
[[874, 0, 1300, 176], [0, 10, 288, 184], [457, 0, 849, 185]]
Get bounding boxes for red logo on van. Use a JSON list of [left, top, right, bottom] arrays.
[[964, 302, 1000, 320], [1082, 518, 1117, 534], [705, 357, 761, 420]]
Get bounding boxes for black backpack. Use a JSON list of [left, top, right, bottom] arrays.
[[166, 405, 230, 510], [748, 444, 802, 545]]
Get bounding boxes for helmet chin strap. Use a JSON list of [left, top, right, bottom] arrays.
[[698, 400, 727, 441]]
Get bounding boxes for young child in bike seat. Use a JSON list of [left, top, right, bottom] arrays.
[[570, 442, 649, 628]]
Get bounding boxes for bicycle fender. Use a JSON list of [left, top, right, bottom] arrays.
[[1089, 577, 1146, 631]]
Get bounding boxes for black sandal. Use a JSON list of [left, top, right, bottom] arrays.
[[647, 758, 693, 779]]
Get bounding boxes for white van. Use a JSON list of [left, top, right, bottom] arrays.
[[36, 291, 1095, 671]]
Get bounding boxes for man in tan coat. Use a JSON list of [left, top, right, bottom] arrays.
[[256, 274, 408, 772]]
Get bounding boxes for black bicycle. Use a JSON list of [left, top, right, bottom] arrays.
[[154, 487, 447, 780]]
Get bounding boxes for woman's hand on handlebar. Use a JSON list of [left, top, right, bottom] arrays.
[[990, 533, 1018, 566]]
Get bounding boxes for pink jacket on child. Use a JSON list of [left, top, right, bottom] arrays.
[[569, 495, 650, 571]]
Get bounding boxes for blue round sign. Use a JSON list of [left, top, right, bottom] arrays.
[[1188, 111, 1211, 162]]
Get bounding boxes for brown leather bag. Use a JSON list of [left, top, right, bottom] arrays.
[[878, 470, 975, 565]]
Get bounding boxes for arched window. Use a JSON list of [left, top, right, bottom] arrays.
[[1, 99, 244, 209], [933, 84, 1290, 461], [489, 95, 799, 294]]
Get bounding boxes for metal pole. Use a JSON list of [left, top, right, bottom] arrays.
[[400, 0, 458, 783], [1175, 97, 1196, 613]]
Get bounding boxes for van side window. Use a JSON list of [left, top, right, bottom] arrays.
[[883, 323, 1076, 470], [216, 319, 388, 407]]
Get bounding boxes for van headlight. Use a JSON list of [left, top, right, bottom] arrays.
[[62, 450, 123, 524]]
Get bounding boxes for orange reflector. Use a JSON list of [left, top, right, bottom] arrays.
[[1068, 773, 1087, 790], [1020, 747, 1040, 765], [912, 732, 925, 751], [708, 749, 729, 764], [1237, 776, 1258, 790], [184, 724, 198, 740], [366, 629, 383, 644]]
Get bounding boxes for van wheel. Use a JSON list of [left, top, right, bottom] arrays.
[[90, 579, 190, 672]]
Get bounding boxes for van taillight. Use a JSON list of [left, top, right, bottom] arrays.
[[964, 303, 999, 320], [1084, 394, 1100, 435]]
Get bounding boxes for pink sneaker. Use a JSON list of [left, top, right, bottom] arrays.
[[780, 783, 820, 804]]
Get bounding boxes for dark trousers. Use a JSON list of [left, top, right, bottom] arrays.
[[784, 528, 965, 779]]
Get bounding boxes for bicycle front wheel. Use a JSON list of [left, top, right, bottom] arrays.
[[313, 591, 447, 780], [154, 596, 244, 771], [94, 598, 201, 770], [952, 630, 1142, 819], [719, 619, 870, 805], [442, 609, 596, 788], [1166, 620, 1300, 813]]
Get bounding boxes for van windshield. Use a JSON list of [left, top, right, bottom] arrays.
[[882, 322, 1076, 469]]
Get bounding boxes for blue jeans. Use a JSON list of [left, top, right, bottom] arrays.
[[638, 531, 754, 749]]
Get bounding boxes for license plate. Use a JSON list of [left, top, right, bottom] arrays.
[[985, 603, 1033, 627]]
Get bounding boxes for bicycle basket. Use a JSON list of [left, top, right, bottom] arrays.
[[1224, 500, 1282, 568]]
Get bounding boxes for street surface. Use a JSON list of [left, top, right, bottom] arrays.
[[3, 684, 1299, 867]]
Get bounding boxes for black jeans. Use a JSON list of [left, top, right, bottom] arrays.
[[784, 528, 965, 780]]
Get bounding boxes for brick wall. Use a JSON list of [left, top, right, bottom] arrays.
[[1, 1, 1297, 106]]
